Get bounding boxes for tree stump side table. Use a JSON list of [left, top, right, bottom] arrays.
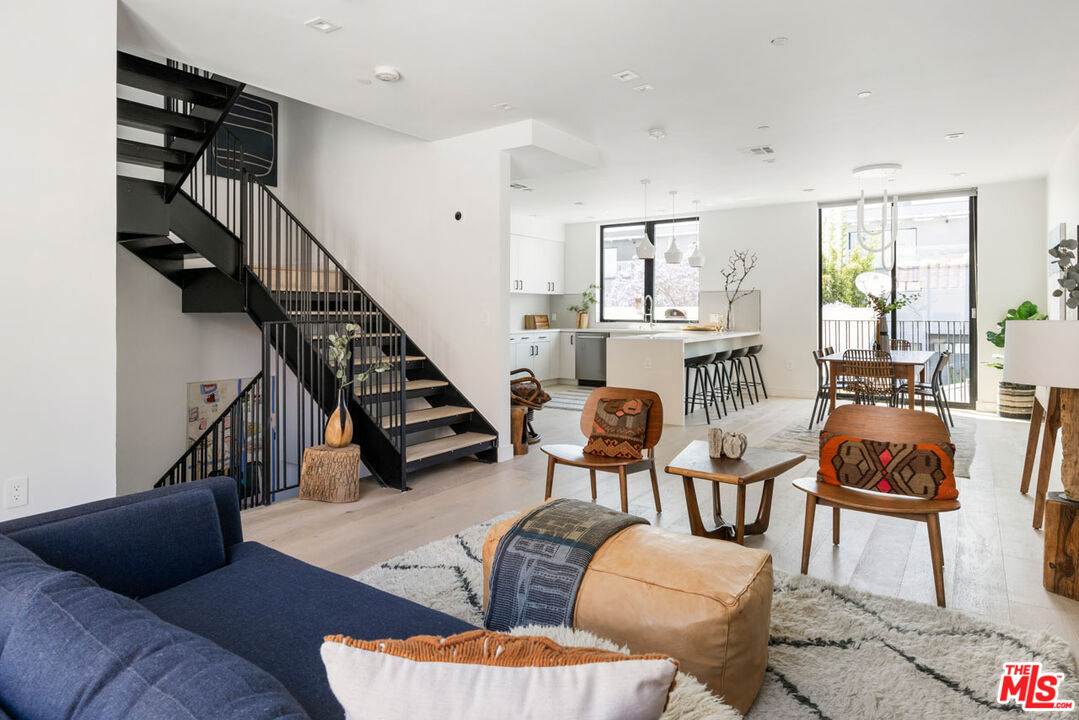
[[1044, 492, 1079, 601], [300, 444, 363, 503]]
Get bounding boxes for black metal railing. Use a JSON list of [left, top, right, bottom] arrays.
[[155, 373, 266, 509], [179, 124, 246, 243], [822, 318, 972, 406]]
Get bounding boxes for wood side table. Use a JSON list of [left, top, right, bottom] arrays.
[[300, 444, 363, 503], [666, 441, 806, 544], [1044, 492, 1079, 601]]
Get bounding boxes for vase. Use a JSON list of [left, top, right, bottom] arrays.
[[997, 381, 1035, 420], [875, 317, 889, 351], [325, 388, 353, 448], [577, 311, 590, 329]]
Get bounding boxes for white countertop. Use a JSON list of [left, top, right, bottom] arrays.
[[511, 328, 760, 342]]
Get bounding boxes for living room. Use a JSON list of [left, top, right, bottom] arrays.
[[3, 0, 1079, 718]]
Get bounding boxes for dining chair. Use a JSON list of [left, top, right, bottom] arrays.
[[841, 349, 894, 406], [794, 404, 960, 607], [541, 386, 664, 513], [890, 338, 912, 351], [893, 350, 954, 426]]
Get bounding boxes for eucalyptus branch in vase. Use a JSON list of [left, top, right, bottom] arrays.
[[324, 323, 390, 447], [1049, 237, 1079, 311], [720, 250, 758, 330]]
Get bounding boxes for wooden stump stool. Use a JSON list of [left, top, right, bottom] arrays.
[[300, 444, 362, 503], [1044, 492, 1079, 601], [511, 407, 528, 456]]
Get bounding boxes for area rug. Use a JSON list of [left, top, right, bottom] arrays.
[[765, 415, 975, 478], [356, 516, 1079, 719], [544, 386, 593, 411]]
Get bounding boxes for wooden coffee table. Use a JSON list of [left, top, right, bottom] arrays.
[[666, 441, 806, 544]]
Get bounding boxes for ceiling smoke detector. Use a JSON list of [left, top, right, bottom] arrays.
[[770, 36, 789, 47], [305, 17, 341, 33], [373, 66, 402, 83], [633, 83, 654, 93], [648, 127, 667, 140], [857, 90, 873, 99], [493, 102, 514, 111]]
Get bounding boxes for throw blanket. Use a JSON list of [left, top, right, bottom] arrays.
[[485, 498, 647, 631]]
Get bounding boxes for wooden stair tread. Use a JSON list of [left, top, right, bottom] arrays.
[[356, 355, 425, 365], [407, 432, 497, 462], [382, 405, 473, 429], [356, 379, 448, 395]]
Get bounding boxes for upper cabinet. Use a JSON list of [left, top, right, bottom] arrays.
[[509, 215, 565, 294]]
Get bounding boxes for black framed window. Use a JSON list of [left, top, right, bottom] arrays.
[[600, 218, 700, 322]]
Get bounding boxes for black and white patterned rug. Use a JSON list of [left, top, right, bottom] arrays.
[[543, 386, 593, 411], [355, 516, 1079, 719]]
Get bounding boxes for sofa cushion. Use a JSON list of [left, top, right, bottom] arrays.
[[0, 535, 59, 647], [0, 568, 308, 720], [6, 488, 226, 598], [0, 476, 243, 549], [141, 541, 476, 719]]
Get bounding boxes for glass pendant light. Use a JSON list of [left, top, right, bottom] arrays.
[[664, 190, 683, 263], [687, 200, 706, 268], [635, 179, 656, 260]]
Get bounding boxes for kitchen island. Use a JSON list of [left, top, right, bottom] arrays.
[[606, 330, 761, 426]]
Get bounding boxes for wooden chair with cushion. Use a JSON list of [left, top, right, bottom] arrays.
[[794, 404, 960, 607], [541, 387, 663, 513]]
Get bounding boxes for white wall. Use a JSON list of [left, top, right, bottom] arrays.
[[269, 99, 513, 455], [563, 202, 820, 398], [975, 178, 1048, 410], [115, 250, 262, 495], [0, 0, 117, 520], [1048, 119, 1079, 319]]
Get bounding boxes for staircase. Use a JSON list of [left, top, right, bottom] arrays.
[[115, 51, 498, 500]]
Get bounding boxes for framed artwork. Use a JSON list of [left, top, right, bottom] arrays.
[[209, 92, 278, 186]]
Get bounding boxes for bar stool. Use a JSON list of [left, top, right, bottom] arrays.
[[709, 350, 733, 415], [745, 344, 767, 401], [684, 353, 720, 423], [726, 348, 753, 408]]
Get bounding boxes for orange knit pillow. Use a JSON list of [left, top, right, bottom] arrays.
[[818, 433, 958, 500]]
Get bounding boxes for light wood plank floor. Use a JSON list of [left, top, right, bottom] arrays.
[[244, 393, 1079, 660]]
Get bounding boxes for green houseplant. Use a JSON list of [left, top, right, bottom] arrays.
[[324, 324, 390, 447], [865, 292, 919, 350], [568, 284, 600, 329], [985, 300, 1046, 419]]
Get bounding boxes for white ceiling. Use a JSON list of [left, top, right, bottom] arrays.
[[119, 0, 1079, 224]]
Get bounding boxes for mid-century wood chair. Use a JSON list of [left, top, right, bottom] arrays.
[[842, 349, 894, 406], [541, 387, 663, 513], [794, 404, 960, 607]]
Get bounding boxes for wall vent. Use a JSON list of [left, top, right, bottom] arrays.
[[742, 145, 775, 156]]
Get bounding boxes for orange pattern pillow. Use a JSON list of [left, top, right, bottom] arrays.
[[818, 432, 958, 500], [583, 398, 653, 459]]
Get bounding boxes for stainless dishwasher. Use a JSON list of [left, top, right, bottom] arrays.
[[575, 332, 609, 386]]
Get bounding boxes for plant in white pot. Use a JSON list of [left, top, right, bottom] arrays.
[[985, 300, 1046, 419]]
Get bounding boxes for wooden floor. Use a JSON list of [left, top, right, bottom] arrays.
[[244, 392, 1079, 660]]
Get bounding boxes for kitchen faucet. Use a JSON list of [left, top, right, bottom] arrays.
[[643, 294, 655, 328]]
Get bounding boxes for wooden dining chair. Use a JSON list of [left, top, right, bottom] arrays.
[[842, 349, 894, 405], [794, 404, 960, 607], [890, 338, 912, 351], [541, 387, 663, 513]]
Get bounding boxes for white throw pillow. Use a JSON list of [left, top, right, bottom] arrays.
[[320, 630, 678, 720]]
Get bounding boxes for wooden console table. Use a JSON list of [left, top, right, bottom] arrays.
[[300, 444, 363, 503]]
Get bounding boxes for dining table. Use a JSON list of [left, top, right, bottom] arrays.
[[821, 350, 937, 411]]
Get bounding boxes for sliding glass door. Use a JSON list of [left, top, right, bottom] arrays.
[[819, 193, 977, 407]]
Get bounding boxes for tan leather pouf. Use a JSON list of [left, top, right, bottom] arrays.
[[482, 512, 773, 714]]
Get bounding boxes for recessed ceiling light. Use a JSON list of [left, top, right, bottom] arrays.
[[612, 69, 639, 82], [763, 158, 776, 164], [945, 132, 965, 140], [951, 171, 967, 177], [770, 36, 789, 47], [573, 201, 584, 206], [373, 66, 402, 83], [493, 102, 513, 111], [757, 124, 771, 131], [648, 127, 667, 140], [305, 17, 341, 33], [857, 90, 873, 99], [633, 83, 654, 93], [803, 188, 815, 192]]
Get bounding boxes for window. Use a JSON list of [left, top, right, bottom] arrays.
[[600, 218, 700, 322]]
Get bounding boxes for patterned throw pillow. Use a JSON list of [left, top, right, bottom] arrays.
[[583, 398, 653, 459], [321, 630, 678, 720], [818, 432, 958, 500]]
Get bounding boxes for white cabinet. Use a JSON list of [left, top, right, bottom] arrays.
[[510, 235, 564, 294], [510, 335, 532, 370], [510, 333, 557, 380], [558, 332, 575, 380], [534, 335, 554, 380]]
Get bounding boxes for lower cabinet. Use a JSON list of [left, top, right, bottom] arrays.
[[559, 332, 575, 380], [510, 334, 556, 381]]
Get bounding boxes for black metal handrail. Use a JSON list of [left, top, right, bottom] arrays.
[[180, 124, 246, 246], [156, 372, 266, 509]]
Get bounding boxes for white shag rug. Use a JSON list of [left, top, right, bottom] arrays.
[[355, 515, 1079, 720]]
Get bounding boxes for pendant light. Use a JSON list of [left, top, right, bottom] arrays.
[[852, 163, 901, 270], [664, 190, 683, 264], [687, 200, 706, 268], [635, 179, 656, 259]]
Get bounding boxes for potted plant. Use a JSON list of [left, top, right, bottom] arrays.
[[1049, 237, 1079, 311], [985, 300, 1046, 419], [568, 284, 600, 329], [865, 292, 919, 350], [325, 324, 390, 447]]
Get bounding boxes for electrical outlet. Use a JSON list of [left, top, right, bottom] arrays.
[[4, 475, 28, 509], [785, 360, 794, 371]]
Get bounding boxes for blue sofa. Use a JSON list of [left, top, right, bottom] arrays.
[[0, 477, 474, 719]]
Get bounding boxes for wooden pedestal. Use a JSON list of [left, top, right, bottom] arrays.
[[1044, 492, 1079, 601], [511, 407, 528, 456], [299, 444, 362, 503]]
